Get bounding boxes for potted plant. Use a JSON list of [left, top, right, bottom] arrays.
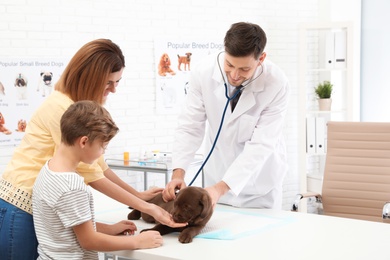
[[314, 80, 333, 111]]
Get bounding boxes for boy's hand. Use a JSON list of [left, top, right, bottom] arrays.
[[135, 230, 163, 249]]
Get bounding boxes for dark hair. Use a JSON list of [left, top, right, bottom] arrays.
[[60, 100, 119, 145], [224, 22, 267, 59], [56, 39, 125, 104]]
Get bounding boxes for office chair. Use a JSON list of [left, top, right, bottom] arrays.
[[292, 121, 390, 223]]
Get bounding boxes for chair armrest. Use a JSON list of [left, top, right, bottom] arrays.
[[382, 202, 390, 222], [291, 192, 323, 212]]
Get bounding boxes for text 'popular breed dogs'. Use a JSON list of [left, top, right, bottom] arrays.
[[128, 186, 213, 243]]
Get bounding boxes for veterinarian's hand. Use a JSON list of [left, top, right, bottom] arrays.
[[151, 204, 188, 228], [162, 178, 186, 202], [205, 182, 230, 209], [162, 169, 187, 202], [112, 220, 137, 236], [138, 186, 163, 201], [135, 230, 163, 249], [205, 186, 219, 209]]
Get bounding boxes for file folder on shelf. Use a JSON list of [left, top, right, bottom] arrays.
[[324, 31, 335, 69], [334, 30, 347, 69], [315, 117, 326, 154], [306, 117, 316, 154]]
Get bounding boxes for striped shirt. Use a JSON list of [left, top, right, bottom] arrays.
[[32, 161, 97, 259]]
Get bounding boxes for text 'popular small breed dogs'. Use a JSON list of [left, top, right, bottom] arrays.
[[128, 186, 213, 243]]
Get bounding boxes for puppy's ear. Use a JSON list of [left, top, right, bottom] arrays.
[[199, 192, 212, 219]]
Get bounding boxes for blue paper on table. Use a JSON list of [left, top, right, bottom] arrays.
[[196, 208, 295, 240]]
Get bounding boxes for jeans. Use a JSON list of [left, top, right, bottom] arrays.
[[0, 198, 39, 260]]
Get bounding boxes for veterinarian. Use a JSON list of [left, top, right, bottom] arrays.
[[0, 39, 185, 259], [163, 22, 290, 209]]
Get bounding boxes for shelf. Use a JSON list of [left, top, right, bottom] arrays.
[[299, 22, 357, 205], [307, 174, 323, 193], [307, 174, 323, 180], [306, 109, 346, 114], [308, 68, 347, 72], [306, 153, 326, 157]]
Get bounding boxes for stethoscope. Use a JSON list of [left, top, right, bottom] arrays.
[[188, 51, 263, 186]]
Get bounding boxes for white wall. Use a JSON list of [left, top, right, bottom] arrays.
[[0, 0, 359, 210], [361, 0, 390, 121]]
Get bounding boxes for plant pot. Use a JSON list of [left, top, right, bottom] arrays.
[[318, 98, 332, 111]]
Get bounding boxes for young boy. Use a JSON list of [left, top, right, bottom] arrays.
[[32, 101, 163, 259]]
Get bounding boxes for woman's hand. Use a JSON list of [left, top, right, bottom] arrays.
[[150, 204, 188, 228], [138, 186, 164, 201]]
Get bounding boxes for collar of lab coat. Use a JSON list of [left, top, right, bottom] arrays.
[[212, 52, 267, 93]]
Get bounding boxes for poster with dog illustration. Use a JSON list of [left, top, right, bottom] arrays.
[[154, 39, 223, 114], [0, 58, 67, 146]]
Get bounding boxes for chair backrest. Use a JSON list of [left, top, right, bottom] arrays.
[[322, 121, 390, 222]]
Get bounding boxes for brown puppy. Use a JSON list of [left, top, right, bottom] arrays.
[[177, 52, 192, 71], [128, 186, 213, 243]]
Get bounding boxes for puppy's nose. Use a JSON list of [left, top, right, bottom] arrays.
[[173, 213, 184, 222]]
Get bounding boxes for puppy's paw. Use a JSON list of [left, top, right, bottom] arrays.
[[178, 232, 194, 243], [127, 209, 141, 220]]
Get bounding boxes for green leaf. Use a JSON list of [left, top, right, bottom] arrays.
[[314, 80, 333, 99]]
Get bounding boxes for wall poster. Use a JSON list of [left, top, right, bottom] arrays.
[[154, 40, 224, 114], [0, 59, 67, 146]]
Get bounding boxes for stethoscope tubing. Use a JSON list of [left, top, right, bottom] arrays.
[[188, 83, 232, 186], [188, 52, 262, 186]]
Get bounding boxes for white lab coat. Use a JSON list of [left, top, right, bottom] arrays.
[[172, 52, 290, 209]]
